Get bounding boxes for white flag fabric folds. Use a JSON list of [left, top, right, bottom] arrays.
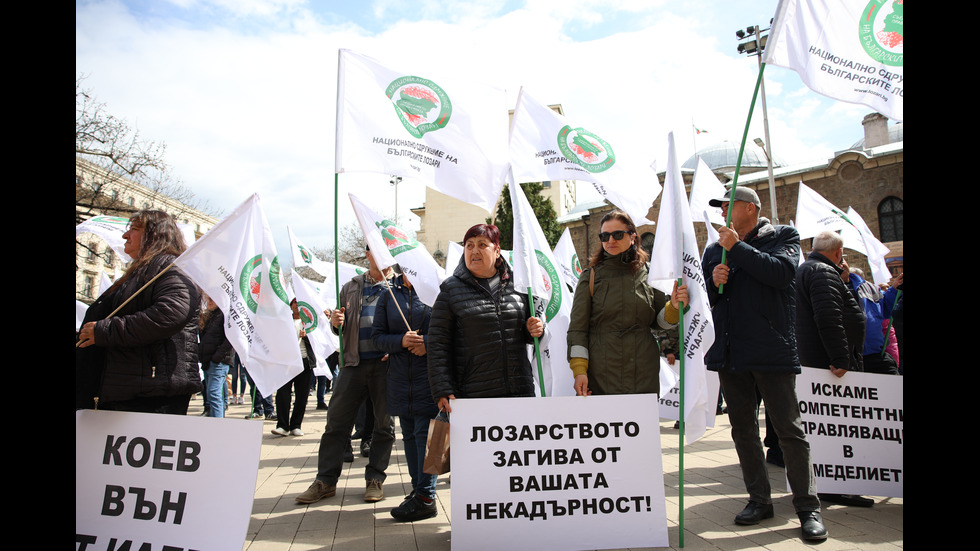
[[689, 158, 726, 227], [348, 192, 446, 307], [76, 215, 134, 263], [287, 226, 333, 278], [844, 206, 892, 285], [763, 0, 903, 122], [291, 269, 339, 378], [336, 49, 509, 214], [552, 228, 583, 293], [174, 194, 303, 398], [509, 88, 662, 225], [508, 181, 575, 398], [795, 182, 851, 239], [648, 133, 716, 443]]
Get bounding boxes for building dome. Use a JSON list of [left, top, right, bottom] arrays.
[[682, 140, 787, 175]]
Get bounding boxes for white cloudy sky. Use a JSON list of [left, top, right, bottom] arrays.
[[76, 0, 873, 258]]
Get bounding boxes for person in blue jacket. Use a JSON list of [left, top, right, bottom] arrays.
[[845, 268, 903, 375], [373, 274, 439, 522]]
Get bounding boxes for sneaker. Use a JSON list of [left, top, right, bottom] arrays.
[[364, 479, 384, 502], [266, 413, 277, 421], [290, 428, 304, 436], [360, 439, 371, 457], [271, 427, 289, 436], [391, 494, 437, 522], [399, 490, 417, 508], [295, 480, 336, 504]]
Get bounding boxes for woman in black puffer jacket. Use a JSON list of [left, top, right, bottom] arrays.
[[427, 224, 543, 412], [76, 210, 202, 414]]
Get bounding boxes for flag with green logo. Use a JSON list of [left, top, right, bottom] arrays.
[[174, 193, 303, 398], [764, 0, 903, 122], [348, 192, 446, 307], [290, 269, 339, 378], [648, 133, 716, 444], [509, 88, 662, 225], [509, 180, 575, 397], [551, 228, 582, 294], [336, 49, 509, 214]]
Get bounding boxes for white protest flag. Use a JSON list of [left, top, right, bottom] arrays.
[[174, 194, 303, 398], [795, 182, 850, 239], [348, 192, 446, 307], [552, 227, 583, 293], [77, 216, 198, 264], [287, 226, 333, 278], [509, 180, 575, 398], [445, 241, 464, 274], [319, 260, 366, 307], [336, 49, 509, 214], [845, 206, 892, 285], [76, 215, 133, 263], [763, 0, 903, 122], [509, 88, 662, 225], [291, 269, 339, 378], [648, 132, 716, 443], [689, 158, 726, 227]]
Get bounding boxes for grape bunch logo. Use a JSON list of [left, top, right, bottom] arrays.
[[376, 219, 420, 256], [557, 125, 616, 173], [859, 0, 903, 67], [296, 301, 318, 333], [386, 76, 452, 138], [239, 254, 290, 313]]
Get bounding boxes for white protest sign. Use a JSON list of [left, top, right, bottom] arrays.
[[450, 395, 668, 551], [76, 410, 262, 551], [796, 367, 903, 497]]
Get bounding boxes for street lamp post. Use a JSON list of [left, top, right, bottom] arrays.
[[389, 175, 402, 225], [736, 24, 779, 224]]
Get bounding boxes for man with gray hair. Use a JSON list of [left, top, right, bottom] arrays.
[[795, 230, 866, 377], [796, 231, 874, 508]]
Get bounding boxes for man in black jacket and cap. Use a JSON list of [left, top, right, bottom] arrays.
[[702, 187, 827, 541]]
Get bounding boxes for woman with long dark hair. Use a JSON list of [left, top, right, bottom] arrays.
[[567, 210, 687, 396], [427, 223, 544, 412], [76, 210, 202, 414]]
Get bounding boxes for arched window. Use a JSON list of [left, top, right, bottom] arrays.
[[877, 196, 903, 242]]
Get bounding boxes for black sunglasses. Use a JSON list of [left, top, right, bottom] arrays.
[[598, 230, 633, 242]]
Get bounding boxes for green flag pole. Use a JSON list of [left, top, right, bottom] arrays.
[[527, 289, 547, 397], [676, 277, 686, 548], [719, 62, 767, 295]]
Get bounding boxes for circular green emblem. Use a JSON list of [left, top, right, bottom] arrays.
[[239, 254, 290, 313], [298, 245, 313, 264], [386, 76, 452, 138], [239, 255, 263, 313], [296, 301, 318, 333], [859, 0, 903, 67], [571, 253, 583, 277], [557, 125, 616, 173], [535, 250, 562, 322], [377, 219, 420, 256]]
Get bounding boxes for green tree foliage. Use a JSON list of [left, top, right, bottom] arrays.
[[488, 182, 562, 250]]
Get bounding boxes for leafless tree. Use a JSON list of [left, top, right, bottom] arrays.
[[75, 75, 220, 226]]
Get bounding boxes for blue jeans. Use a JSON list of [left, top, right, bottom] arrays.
[[204, 362, 231, 418], [400, 414, 438, 498]]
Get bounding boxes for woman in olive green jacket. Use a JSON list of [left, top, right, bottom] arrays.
[[567, 210, 687, 396]]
